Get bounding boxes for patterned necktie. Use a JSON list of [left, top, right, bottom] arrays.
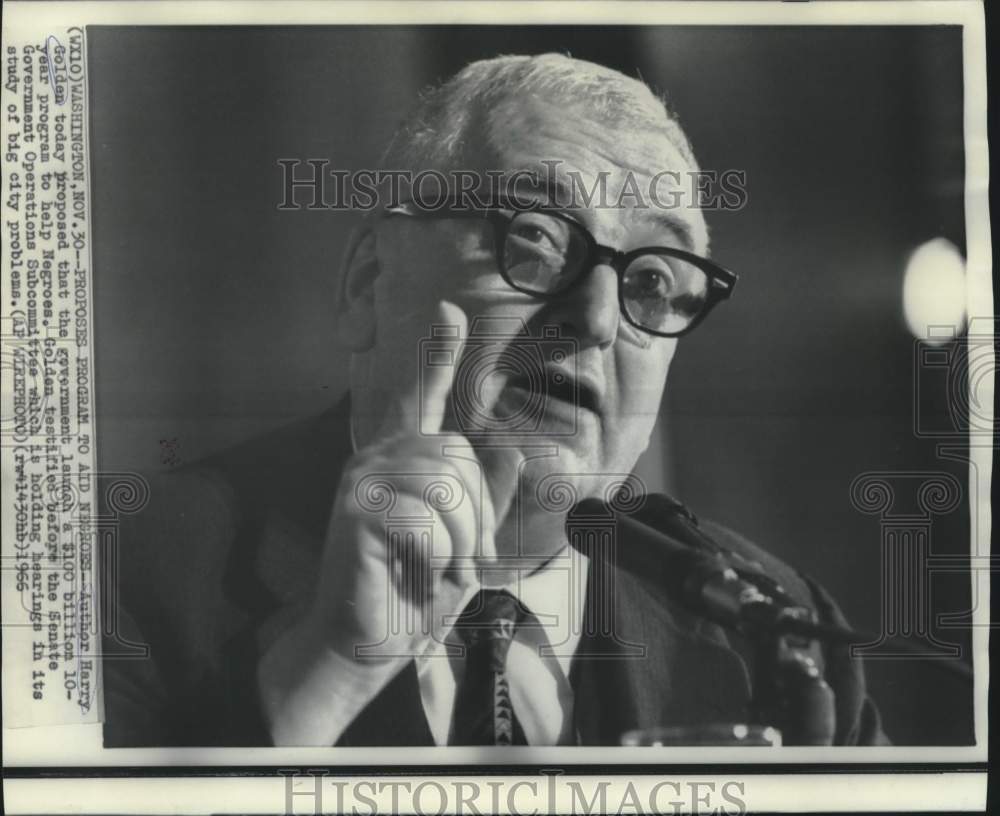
[[450, 589, 528, 746]]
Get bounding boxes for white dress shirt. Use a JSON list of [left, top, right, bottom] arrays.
[[416, 547, 591, 746]]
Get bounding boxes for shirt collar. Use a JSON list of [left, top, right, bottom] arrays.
[[420, 545, 590, 678]]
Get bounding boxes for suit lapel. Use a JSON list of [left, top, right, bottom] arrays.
[[238, 397, 354, 616], [337, 661, 435, 746], [571, 559, 752, 745]]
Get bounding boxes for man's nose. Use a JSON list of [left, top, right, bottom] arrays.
[[548, 263, 620, 350]]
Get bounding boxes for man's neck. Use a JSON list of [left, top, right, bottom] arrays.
[[490, 510, 573, 584]]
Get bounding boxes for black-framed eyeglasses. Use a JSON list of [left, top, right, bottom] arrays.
[[383, 201, 738, 337]]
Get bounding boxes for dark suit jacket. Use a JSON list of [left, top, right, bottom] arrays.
[[102, 399, 886, 747]]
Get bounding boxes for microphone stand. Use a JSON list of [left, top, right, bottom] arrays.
[[687, 556, 841, 745], [568, 496, 861, 746], [745, 605, 837, 746], [569, 495, 972, 746]]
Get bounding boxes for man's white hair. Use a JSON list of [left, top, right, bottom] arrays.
[[382, 53, 700, 174]]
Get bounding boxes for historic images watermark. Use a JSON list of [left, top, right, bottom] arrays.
[[276, 159, 748, 213], [281, 769, 748, 815], [848, 317, 998, 665]]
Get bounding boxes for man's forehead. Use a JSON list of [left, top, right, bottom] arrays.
[[480, 96, 707, 251], [487, 94, 691, 177]]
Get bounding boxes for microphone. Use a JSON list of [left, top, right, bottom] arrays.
[[566, 495, 863, 644]]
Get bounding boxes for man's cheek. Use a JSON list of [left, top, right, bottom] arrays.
[[615, 362, 671, 414]]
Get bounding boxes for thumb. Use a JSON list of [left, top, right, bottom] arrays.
[[478, 446, 525, 533], [418, 300, 468, 436]]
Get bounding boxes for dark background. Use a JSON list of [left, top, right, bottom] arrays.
[[88, 26, 975, 745]]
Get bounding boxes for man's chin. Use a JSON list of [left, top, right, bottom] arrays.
[[469, 426, 596, 468], [490, 442, 602, 506]]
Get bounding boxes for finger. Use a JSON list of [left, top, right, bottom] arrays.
[[433, 440, 498, 569], [389, 436, 500, 568], [477, 445, 525, 532], [373, 300, 467, 440], [380, 468, 480, 599], [418, 300, 468, 436], [379, 441, 497, 572]]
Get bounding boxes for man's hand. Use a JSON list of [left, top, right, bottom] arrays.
[[313, 299, 504, 660], [258, 301, 513, 745]]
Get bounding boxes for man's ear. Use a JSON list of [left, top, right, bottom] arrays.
[[336, 226, 379, 352]]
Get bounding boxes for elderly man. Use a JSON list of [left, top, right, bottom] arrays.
[[103, 54, 884, 747]]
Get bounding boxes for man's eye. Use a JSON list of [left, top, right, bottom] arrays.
[[506, 212, 572, 256], [510, 224, 560, 252], [515, 226, 547, 243], [626, 267, 674, 299]]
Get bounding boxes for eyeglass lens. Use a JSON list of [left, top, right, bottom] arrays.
[[501, 211, 710, 335]]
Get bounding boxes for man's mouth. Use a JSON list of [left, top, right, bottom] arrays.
[[502, 366, 602, 417]]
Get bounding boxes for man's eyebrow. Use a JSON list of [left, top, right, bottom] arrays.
[[635, 209, 697, 251]]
